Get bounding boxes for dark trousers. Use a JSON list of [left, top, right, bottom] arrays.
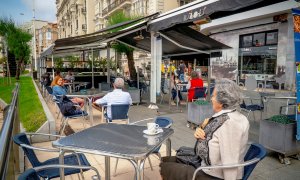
[[172, 88, 183, 101], [160, 156, 221, 180]]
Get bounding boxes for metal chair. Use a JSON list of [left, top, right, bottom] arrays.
[[55, 98, 88, 135], [45, 86, 56, 103], [240, 91, 264, 121], [113, 116, 173, 176], [188, 87, 206, 102], [192, 143, 267, 180], [100, 82, 111, 91], [102, 104, 130, 123], [13, 133, 92, 179], [18, 164, 101, 180]]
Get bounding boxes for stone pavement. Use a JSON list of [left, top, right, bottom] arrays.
[[28, 88, 300, 180]]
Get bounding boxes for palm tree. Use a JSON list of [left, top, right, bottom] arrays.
[[107, 10, 137, 80], [0, 17, 32, 80]]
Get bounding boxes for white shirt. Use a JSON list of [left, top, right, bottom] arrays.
[[95, 89, 132, 119]]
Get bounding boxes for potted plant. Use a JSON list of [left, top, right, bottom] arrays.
[[259, 115, 300, 164], [187, 100, 213, 129]]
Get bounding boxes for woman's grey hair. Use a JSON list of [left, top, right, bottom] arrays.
[[114, 78, 124, 89], [214, 78, 241, 109]]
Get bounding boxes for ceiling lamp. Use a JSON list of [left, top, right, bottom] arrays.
[[133, 30, 144, 41], [193, 17, 211, 25]]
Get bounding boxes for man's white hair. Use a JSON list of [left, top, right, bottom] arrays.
[[114, 78, 124, 89]]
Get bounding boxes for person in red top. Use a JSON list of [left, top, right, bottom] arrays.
[[187, 71, 204, 102]]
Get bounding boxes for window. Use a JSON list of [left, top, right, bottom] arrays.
[[253, 33, 265, 46], [46, 28, 51, 40], [180, 0, 193, 6], [242, 35, 252, 47], [266, 32, 278, 45], [240, 30, 278, 48]]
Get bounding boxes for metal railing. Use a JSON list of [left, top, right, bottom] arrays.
[[0, 84, 20, 179], [102, 0, 131, 16]]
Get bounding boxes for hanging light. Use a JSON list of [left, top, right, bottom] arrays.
[[133, 30, 144, 41]]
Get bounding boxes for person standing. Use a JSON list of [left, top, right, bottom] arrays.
[[178, 60, 186, 82], [64, 70, 75, 82]]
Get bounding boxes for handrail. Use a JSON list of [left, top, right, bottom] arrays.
[[0, 83, 20, 179]]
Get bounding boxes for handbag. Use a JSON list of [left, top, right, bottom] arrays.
[[176, 140, 201, 168]]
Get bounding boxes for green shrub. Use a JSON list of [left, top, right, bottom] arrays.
[[267, 115, 295, 124]]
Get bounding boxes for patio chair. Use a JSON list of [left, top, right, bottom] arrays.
[[55, 97, 88, 135], [45, 86, 56, 103], [102, 104, 130, 123], [13, 133, 92, 179], [100, 82, 111, 91], [113, 116, 173, 176], [240, 91, 264, 121], [192, 143, 267, 180], [188, 87, 206, 102], [18, 164, 101, 180]]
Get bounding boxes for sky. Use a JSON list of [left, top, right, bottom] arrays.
[[0, 0, 56, 25]]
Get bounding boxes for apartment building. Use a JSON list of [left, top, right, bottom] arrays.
[[36, 23, 58, 57], [57, 0, 195, 37]]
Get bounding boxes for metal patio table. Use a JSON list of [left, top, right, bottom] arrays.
[[67, 89, 108, 126], [52, 123, 174, 180]]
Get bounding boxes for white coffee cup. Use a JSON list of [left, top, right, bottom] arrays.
[[147, 123, 159, 133], [147, 136, 159, 145]]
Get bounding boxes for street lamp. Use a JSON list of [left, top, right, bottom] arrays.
[[32, 0, 37, 71]]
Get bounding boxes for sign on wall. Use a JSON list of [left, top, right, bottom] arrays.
[[292, 8, 300, 140]]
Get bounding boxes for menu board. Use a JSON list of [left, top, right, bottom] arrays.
[[293, 9, 300, 140]]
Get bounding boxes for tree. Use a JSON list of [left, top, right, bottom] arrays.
[[0, 17, 32, 80], [107, 10, 137, 80]]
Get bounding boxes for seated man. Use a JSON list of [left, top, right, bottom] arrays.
[[93, 78, 132, 119]]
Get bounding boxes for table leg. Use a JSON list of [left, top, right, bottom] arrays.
[[105, 156, 110, 180], [88, 97, 94, 126], [129, 159, 146, 180], [138, 159, 146, 180], [59, 149, 65, 180], [166, 138, 172, 157]]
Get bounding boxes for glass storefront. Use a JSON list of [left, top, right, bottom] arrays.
[[238, 30, 278, 80]]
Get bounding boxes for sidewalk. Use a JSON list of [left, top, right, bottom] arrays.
[[33, 89, 300, 180]]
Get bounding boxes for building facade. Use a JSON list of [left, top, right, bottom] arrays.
[[200, 0, 299, 90], [57, 0, 194, 38], [36, 23, 58, 58]]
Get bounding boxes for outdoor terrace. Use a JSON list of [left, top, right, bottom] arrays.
[[23, 83, 300, 180]]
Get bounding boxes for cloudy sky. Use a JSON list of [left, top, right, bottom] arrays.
[[0, 0, 57, 24]]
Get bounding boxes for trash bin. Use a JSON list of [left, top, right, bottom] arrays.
[[33, 71, 37, 79]]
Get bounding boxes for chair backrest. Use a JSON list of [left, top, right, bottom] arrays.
[[100, 82, 111, 91], [155, 116, 173, 128], [45, 86, 53, 95], [110, 104, 130, 121], [243, 143, 267, 180], [194, 87, 206, 99], [18, 168, 39, 180], [13, 133, 41, 167]]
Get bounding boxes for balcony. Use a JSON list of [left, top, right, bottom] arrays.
[[102, 0, 132, 17], [82, 24, 87, 31]]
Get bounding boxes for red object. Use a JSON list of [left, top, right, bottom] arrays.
[[188, 78, 204, 101]]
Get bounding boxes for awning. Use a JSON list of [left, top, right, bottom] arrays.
[[116, 25, 230, 56], [147, 0, 265, 31], [40, 44, 54, 57], [53, 13, 158, 50]]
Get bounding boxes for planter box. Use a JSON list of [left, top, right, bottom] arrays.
[[187, 102, 213, 126], [259, 119, 300, 155]]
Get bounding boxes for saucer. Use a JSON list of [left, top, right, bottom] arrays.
[[143, 128, 163, 135]]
